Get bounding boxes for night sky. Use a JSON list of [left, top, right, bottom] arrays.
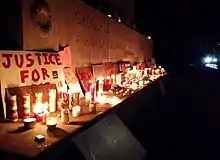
[[136, 0, 220, 70]]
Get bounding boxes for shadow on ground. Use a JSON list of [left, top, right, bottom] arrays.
[[129, 66, 220, 160]]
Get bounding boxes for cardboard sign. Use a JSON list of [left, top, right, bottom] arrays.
[[104, 62, 119, 76], [118, 62, 131, 72], [59, 46, 72, 67], [92, 64, 105, 79], [76, 66, 93, 93], [0, 51, 65, 88], [63, 67, 82, 93]]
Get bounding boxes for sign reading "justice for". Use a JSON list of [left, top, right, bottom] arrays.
[[0, 51, 64, 87]]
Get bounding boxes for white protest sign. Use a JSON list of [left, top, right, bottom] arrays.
[[0, 51, 65, 88]]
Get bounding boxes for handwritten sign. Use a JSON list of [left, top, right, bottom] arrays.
[[0, 51, 65, 88], [63, 67, 82, 93], [76, 66, 93, 93]]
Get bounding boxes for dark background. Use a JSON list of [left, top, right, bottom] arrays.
[[136, 0, 220, 70]]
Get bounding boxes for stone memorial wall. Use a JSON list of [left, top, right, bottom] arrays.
[[21, 0, 153, 67]]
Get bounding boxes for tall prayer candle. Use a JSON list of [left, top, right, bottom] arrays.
[[9, 95, 18, 121], [49, 89, 56, 113], [98, 78, 104, 93], [22, 94, 30, 118], [144, 68, 148, 76], [35, 92, 43, 104], [111, 75, 116, 86], [72, 105, 81, 117], [73, 92, 80, 105], [85, 92, 91, 106], [116, 74, 122, 86], [90, 84, 96, 102], [105, 76, 111, 91]]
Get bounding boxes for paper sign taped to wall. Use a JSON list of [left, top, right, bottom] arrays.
[[63, 67, 82, 93]]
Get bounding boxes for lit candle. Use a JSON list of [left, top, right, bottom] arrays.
[[85, 92, 91, 106], [90, 84, 96, 102], [42, 103, 49, 124], [73, 92, 80, 105], [89, 103, 96, 113], [111, 74, 116, 86], [139, 80, 144, 87], [144, 68, 148, 76], [49, 89, 56, 113], [155, 69, 160, 75], [98, 77, 104, 93], [46, 117, 57, 126], [9, 95, 18, 121], [46, 117, 57, 129], [97, 95, 107, 104], [161, 68, 165, 74], [22, 94, 30, 118], [72, 105, 81, 117], [104, 76, 111, 91], [23, 118, 36, 129], [116, 74, 122, 86]]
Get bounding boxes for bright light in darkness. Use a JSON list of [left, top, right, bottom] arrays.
[[205, 63, 218, 69], [147, 36, 151, 40], [212, 58, 217, 63], [204, 57, 212, 63], [108, 15, 112, 17]]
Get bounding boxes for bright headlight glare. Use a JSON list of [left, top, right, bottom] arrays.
[[204, 57, 212, 63]]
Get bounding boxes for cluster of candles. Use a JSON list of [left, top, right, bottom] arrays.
[[8, 90, 58, 127], [12, 65, 164, 120], [82, 65, 166, 105]]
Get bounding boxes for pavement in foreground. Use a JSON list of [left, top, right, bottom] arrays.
[[134, 67, 220, 160]]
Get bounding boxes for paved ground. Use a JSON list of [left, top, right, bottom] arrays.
[[131, 66, 220, 160]]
